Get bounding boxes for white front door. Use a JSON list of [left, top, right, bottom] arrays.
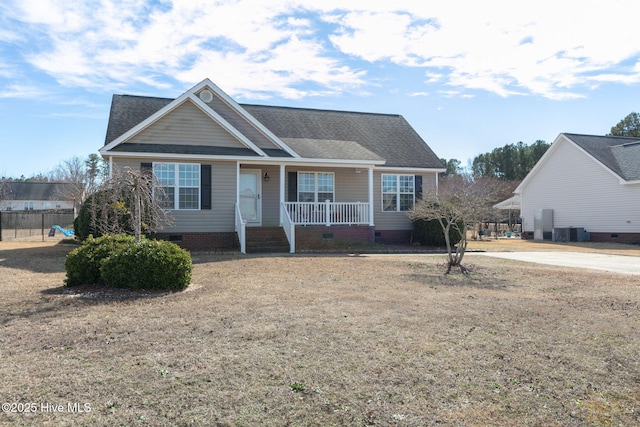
[[239, 170, 262, 225]]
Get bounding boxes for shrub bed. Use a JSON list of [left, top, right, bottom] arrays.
[[65, 234, 192, 291], [65, 234, 137, 286], [100, 240, 192, 291]]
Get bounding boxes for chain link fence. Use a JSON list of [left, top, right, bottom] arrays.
[[0, 210, 75, 241]]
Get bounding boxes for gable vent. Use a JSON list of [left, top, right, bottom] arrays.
[[199, 89, 213, 103]]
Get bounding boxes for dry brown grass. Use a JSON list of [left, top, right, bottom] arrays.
[[1, 240, 638, 426]]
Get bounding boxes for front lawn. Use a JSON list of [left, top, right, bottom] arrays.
[[1, 241, 638, 426]]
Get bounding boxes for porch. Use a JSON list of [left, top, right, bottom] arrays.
[[237, 201, 372, 253], [236, 163, 377, 253]]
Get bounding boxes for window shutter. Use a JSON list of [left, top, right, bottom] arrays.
[[141, 162, 152, 174], [287, 172, 297, 202], [201, 164, 212, 210], [415, 175, 423, 199]]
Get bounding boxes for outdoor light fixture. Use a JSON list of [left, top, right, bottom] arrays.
[[263, 172, 270, 182]]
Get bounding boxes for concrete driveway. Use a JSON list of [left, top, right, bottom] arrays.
[[473, 251, 640, 275]]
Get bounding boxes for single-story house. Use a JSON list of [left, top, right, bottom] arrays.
[[99, 79, 445, 252], [515, 133, 640, 243], [0, 182, 75, 212]]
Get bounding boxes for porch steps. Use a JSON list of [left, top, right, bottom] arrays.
[[245, 227, 290, 253]]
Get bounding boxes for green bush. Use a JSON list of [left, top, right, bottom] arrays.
[[412, 218, 463, 247], [73, 191, 134, 241], [100, 240, 192, 291], [65, 234, 137, 286], [65, 234, 192, 290]]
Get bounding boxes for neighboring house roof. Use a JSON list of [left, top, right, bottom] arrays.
[[103, 81, 444, 169], [2, 182, 74, 201], [493, 194, 521, 210], [516, 133, 640, 193], [564, 133, 640, 181]]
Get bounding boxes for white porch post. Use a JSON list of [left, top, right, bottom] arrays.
[[279, 164, 285, 226], [368, 167, 375, 226]]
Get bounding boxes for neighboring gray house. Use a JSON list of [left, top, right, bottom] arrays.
[[99, 79, 445, 252], [515, 133, 640, 243], [0, 182, 75, 212]]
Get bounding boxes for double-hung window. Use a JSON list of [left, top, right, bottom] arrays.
[[154, 163, 200, 210], [298, 172, 334, 202], [382, 174, 415, 212]]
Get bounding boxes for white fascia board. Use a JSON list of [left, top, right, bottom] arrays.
[[187, 93, 267, 157], [102, 91, 194, 152], [102, 88, 268, 157], [516, 133, 629, 192], [514, 133, 565, 193], [100, 152, 384, 167], [101, 151, 268, 162], [241, 158, 384, 168], [564, 135, 628, 183], [375, 166, 446, 173], [193, 79, 300, 158]]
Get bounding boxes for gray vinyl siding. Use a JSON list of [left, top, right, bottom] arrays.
[[168, 161, 236, 233], [520, 140, 640, 234], [373, 171, 438, 231], [284, 166, 369, 203], [111, 158, 237, 233], [257, 165, 281, 227], [205, 94, 283, 151], [128, 101, 246, 149]]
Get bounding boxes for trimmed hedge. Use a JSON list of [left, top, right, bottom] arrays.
[[100, 240, 192, 291], [64, 234, 192, 291], [65, 234, 137, 286], [412, 218, 463, 247]]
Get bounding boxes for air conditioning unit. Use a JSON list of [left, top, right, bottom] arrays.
[[553, 227, 589, 242], [553, 227, 570, 242]]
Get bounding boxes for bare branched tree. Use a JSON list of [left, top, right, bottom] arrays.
[[88, 167, 173, 242], [409, 174, 516, 274], [49, 155, 108, 213], [49, 156, 87, 210], [410, 195, 468, 273]]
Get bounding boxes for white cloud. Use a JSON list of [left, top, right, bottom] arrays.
[[0, 84, 50, 99], [2, 0, 640, 100]]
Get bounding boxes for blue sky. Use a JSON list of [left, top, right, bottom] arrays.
[[2, 0, 640, 178]]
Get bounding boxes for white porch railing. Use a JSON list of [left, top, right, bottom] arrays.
[[280, 203, 296, 253], [235, 203, 246, 254], [283, 201, 370, 226]]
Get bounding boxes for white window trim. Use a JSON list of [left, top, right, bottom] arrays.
[[297, 171, 335, 203], [153, 162, 201, 210], [381, 174, 415, 212]]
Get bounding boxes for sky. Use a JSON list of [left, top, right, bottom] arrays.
[[2, 0, 640, 178]]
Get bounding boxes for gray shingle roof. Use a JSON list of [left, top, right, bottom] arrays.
[[104, 95, 444, 168], [280, 138, 383, 161], [105, 95, 171, 146], [243, 104, 442, 168], [564, 133, 640, 181], [3, 182, 75, 201]]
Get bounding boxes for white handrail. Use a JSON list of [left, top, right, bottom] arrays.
[[283, 201, 369, 225], [235, 203, 246, 254], [281, 202, 295, 253]]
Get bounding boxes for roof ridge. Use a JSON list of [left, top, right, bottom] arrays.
[[563, 132, 640, 141], [112, 94, 402, 117], [241, 103, 401, 117], [115, 94, 174, 101]]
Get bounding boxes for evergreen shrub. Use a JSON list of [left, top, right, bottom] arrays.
[[64, 234, 192, 291], [412, 218, 463, 247], [65, 234, 137, 286], [100, 240, 192, 291]]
